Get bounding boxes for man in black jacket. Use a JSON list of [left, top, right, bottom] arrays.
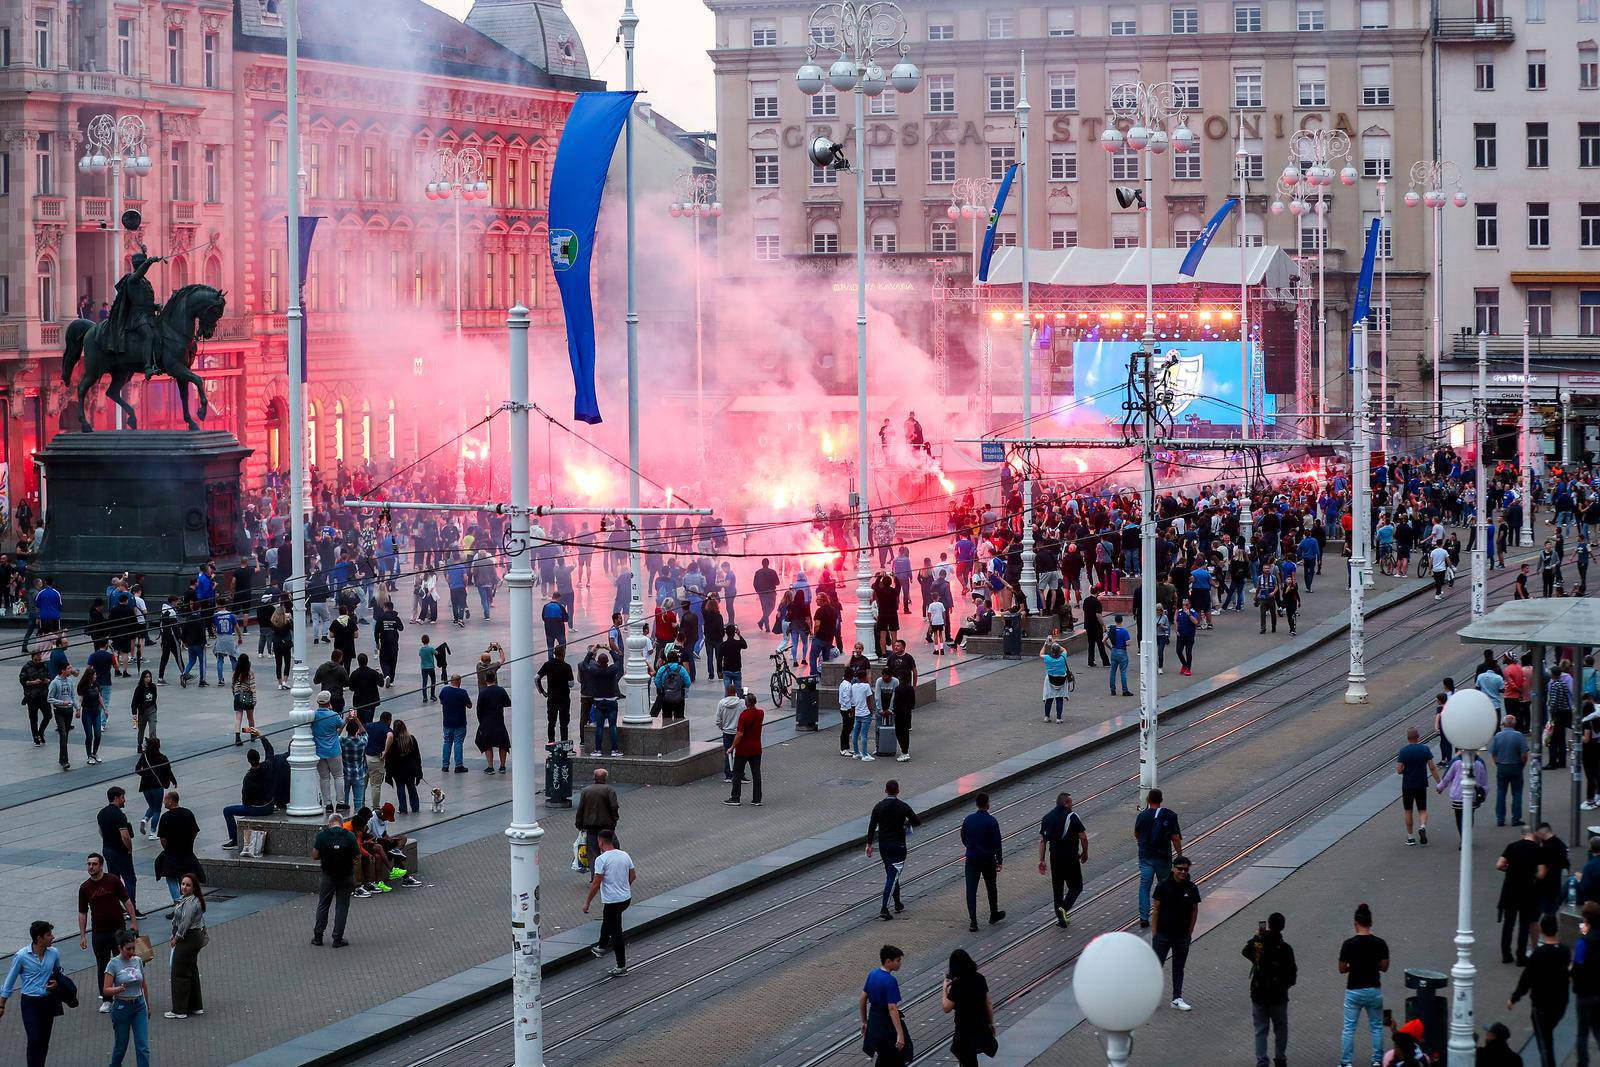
[[1242, 912, 1297, 1067], [753, 559, 780, 632], [221, 731, 275, 849], [1509, 914, 1571, 1067], [1038, 793, 1089, 928], [865, 780, 922, 920]]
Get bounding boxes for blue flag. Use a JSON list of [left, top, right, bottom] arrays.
[[548, 91, 638, 424], [1177, 198, 1238, 277], [1348, 216, 1382, 369], [286, 216, 320, 382], [976, 164, 1018, 283]]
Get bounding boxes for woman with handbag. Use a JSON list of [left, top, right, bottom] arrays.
[[231, 655, 258, 746], [385, 719, 423, 815], [940, 948, 997, 1067], [102, 929, 150, 1067], [79, 669, 105, 765], [1434, 749, 1488, 837], [129, 671, 158, 752], [132, 739, 175, 841], [1039, 638, 1071, 724], [165, 874, 206, 1020]]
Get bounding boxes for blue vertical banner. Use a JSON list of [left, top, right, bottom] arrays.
[[288, 215, 320, 382], [1177, 198, 1238, 277], [1348, 216, 1382, 369], [548, 90, 638, 424], [976, 163, 1018, 282]]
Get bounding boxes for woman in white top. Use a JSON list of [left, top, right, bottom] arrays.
[[102, 929, 150, 1067]]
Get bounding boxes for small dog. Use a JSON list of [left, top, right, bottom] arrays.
[[430, 787, 446, 814]]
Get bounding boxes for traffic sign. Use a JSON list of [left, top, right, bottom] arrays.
[[981, 441, 1006, 463]]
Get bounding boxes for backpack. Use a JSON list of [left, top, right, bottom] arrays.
[[1248, 936, 1297, 1002], [660, 665, 687, 701]]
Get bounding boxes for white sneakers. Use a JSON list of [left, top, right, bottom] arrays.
[[1171, 998, 1192, 1011], [861, 754, 876, 762], [896, 754, 911, 762], [841, 749, 853, 757]]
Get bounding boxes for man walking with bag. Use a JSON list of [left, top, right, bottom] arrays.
[[1038, 793, 1088, 927], [1242, 912, 1297, 1067]]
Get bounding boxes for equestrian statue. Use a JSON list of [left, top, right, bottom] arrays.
[[60, 221, 226, 432]]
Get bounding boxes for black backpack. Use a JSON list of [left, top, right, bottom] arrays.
[[1249, 936, 1297, 1001]]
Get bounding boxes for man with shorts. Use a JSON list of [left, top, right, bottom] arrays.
[[1188, 561, 1213, 629], [1395, 727, 1439, 845]]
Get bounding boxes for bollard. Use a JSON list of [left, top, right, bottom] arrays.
[[544, 740, 574, 807]]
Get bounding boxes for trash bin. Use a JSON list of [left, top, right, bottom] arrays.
[[1402, 968, 1448, 1061], [1002, 613, 1023, 658], [795, 675, 820, 730], [545, 740, 574, 807]]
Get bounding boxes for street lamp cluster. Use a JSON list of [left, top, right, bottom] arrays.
[[81, 114, 152, 429], [947, 177, 996, 287], [1403, 159, 1468, 440], [795, 1, 920, 653]]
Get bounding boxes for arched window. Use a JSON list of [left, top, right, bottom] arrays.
[[1172, 213, 1203, 248], [360, 400, 372, 463], [811, 218, 840, 254], [334, 399, 346, 463], [169, 255, 189, 289], [306, 401, 320, 468], [36, 257, 56, 323], [204, 253, 222, 290], [386, 398, 396, 460]]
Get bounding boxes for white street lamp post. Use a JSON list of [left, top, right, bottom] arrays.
[[1271, 130, 1356, 438], [1473, 334, 1489, 619], [1347, 320, 1370, 704], [1522, 317, 1534, 547], [797, 1, 920, 656], [80, 115, 152, 430], [424, 147, 489, 503], [1017, 54, 1036, 610], [1075, 931, 1165, 1066], [1441, 690, 1500, 1063], [1377, 176, 1389, 452], [1402, 159, 1467, 443], [1100, 80, 1196, 792], [946, 177, 997, 287], [668, 172, 721, 472]]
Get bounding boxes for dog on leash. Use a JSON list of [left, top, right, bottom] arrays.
[[430, 787, 446, 813]]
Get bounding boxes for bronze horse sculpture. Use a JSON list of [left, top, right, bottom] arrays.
[[60, 283, 227, 432]]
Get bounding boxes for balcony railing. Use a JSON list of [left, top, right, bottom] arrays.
[[40, 324, 62, 348], [79, 197, 110, 227], [33, 196, 65, 222], [1433, 16, 1514, 40], [1451, 332, 1600, 356], [0, 322, 19, 351], [172, 201, 197, 222]]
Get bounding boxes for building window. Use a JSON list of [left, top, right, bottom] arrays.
[[1581, 122, 1600, 167], [1297, 66, 1327, 108], [1234, 4, 1262, 32], [203, 32, 217, 87], [1364, 212, 1393, 258], [1112, 215, 1140, 248], [203, 146, 219, 203], [1525, 122, 1549, 168], [1111, 147, 1140, 181], [1528, 50, 1547, 90], [36, 257, 54, 323], [928, 17, 956, 40], [1171, 69, 1200, 109], [1583, 203, 1600, 247], [1048, 9, 1076, 35], [1051, 147, 1078, 181], [1174, 216, 1203, 247], [868, 147, 896, 185], [0, 152, 9, 197], [268, 139, 283, 196], [1475, 288, 1500, 334], [927, 74, 955, 113], [1581, 291, 1600, 336], [1234, 68, 1263, 108], [34, 17, 49, 69], [34, 134, 50, 195], [1528, 290, 1552, 336], [811, 221, 839, 254], [166, 27, 183, 84], [870, 223, 897, 253], [809, 88, 837, 118], [929, 148, 956, 183], [751, 82, 778, 120], [1361, 64, 1392, 106], [1051, 222, 1079, 249], [1110, 7, 1138, 35], [1474, 123, 1497, 169], [994, 229, 1017, 248], [1528, 202, 1550, 247], [1, 28, 9, 67], [362, 146, 376, 199], [931, 223, 956, 253], [335, 144, 348, 198], [987, 14, 1015, 38], [268, 248, 282, 313], [1173, 147, 1201, 180], [1476, 203, 1499, 248], [307, 144, 322, 198], [754, 229, 781, 262], [1299, 215, 1325, 252], [117, 18, 133, 76], [1476, 57, 1496, 90], [1362, 132, 1392, 178], [1297, 0, 1325, 30], [169, 141, 188, 200], [1359, 0, 1389, 27], [1528, 0, 1546, 22], [753, 152, 779, 187], [990, 144, 1016, 180], [987, 74, 1016, 112], [1110, 74, 1140, 110], [809, 25, 837, 48], [1583, 0, 1599, 21], [0, 277, 10, 316], [751, 23, 777, 46], [868, 91, 896, 116], [811, 159, 837, 186], [1171, 6, 1199, 33], [1583, 44, 1599, 89], [1237, 138, 1264, 180], [1049, 72, 1077, 111]]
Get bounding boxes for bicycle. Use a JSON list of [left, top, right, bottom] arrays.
[[769, 649, 797, 709], [1376, 544, 1396, 576], [1413, 553, 1431, 579]]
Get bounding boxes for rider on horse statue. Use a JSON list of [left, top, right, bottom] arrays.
[[106, 251, 164, 378]]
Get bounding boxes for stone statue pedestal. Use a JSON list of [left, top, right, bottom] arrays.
[[32, 430, 252, 614]]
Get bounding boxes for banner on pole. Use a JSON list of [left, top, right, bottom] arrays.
[[1347, 216, 1382, 369], [1176, 198, 1238, 278], [287, 216, 320, 382], [976, 164, 1018, 283]]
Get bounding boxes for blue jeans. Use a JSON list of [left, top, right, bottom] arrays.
[[109, 998, 150, 1067], [787, 627, 809, 665], [722, 669, 743, 693], [1109, 649, 1130, 693], [182, 646, 206, 682], [851, 715, 872, 756], [83, 714, 103, 757], [1496, 765, 1525, 824], [1228, 582, 1246, 610], [421, 667, 436, 701], [1301, 560, 1316, 590], [810, 643, 837, 675], [141, 788, 163, 832], [1340, 987, 1384, 1065], [593, 699, 619, 753], [1138, 857, 1171, 921], [442, 726, 466, 769], [222, 802, 274, 844], [478, 585, 494, 617], [215, 651, 235, 679], [879, 845, 906, 909]]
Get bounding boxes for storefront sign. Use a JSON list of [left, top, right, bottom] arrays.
[[779, 112, 1351, 152]]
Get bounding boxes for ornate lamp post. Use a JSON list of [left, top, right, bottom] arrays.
[[1100, 80, 1197, 792], [1440, 689, 1500, 1063], [946, 177, 996, 287], [1271, 130, 1356, 438], [668, 172, 721, 470], [796, 2, 920, 656], [80, 115, 152, 430], [424, 146, 488, 501], [1402, 159, 1467, 444], [1075, 931, 1166, 1066]]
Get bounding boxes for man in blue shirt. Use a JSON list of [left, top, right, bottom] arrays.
[[445, 559, 469, 627], [959, 792, 1005, 932], [1133, 788, 1183, 927], [438, 675, 472, 773], [1298, 532, 1321, 592], [1107, 615, 1132, 696], [0, 919, 63, 1062], [859, 945, 908, 1061], [310, 692, 346, 814], [36, 577, 62, 636], [1395, 727, 1439, 845], [540, 592, 570, 658]]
